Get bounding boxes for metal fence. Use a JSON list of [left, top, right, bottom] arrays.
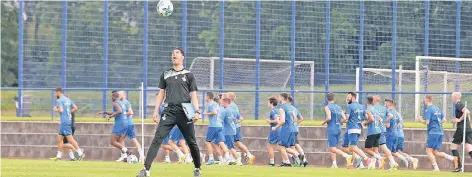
[[8, 0, 472, 120]]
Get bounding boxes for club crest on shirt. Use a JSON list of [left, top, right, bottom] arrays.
[[182, 75, 187, 82]]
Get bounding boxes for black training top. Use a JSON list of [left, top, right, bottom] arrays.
[[455, 101, 471, 131], [159, 68, 198, 106]]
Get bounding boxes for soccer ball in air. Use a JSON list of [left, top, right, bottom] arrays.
[[127, 155, 138, 164], [157, 0, 173, 17]]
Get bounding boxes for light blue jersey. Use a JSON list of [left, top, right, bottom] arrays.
[[123, 100, 133, 125], [289, 105, 302, 133], [279, 103, 296, 133], [397, 112, 405, 138], [366, 105, 382, 136], [424, 104, 444, 135], [374, 104, 388, 133], [327, 103, 343, 132], [346, 102, 365, 132], [56, 96, 75, 125], [269, 107, 279, 128], [387, 109, 400, 137], [223, 107, 239, 135], [208, 101, 222, 127], [113, 100, 128, 130], [231, 103, 241, 128]]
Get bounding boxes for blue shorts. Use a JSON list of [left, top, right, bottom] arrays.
[[225, 135, 235, 149], [58, 124, 73, 136], [426, 134, 443, 151], [234, 127, 243, 142], [328, 130, 341, 147], [386, 135, 398, 152], [396, 137, 404, 151], [379, 132, 387, 145], [348, 133, 360, 146], [169, 127, 184, 142], [206, 127, 225, 144], [112, 126, 128, 136], [279, 132, 296, 148], [126, 125, 136, 139], [162, 135, 170, 145], [342, 132, 349, 148], [268, 129, 280, 145]]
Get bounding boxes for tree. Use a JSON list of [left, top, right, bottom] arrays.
[[1, 2, 19, 87]]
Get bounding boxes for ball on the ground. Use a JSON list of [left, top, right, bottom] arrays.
[[127, 155, 138, 164], [157, 0, 173, 17]]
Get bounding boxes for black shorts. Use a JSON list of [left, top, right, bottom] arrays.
[[63, 126, 76, 144], [365, 133, 380, 148], [452, 129, 472, 145]]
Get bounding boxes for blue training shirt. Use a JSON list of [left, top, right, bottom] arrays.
[[386, 108, 400, 137], [374, 104, 388, 133], [56, 96, 75, 125], [290, 105, 302, 133], [279, 103, 296, 133], [366, 105, 382, 136], [231, 103, 241, 128], [346, 102, 365, 132], [207, 101, 222, 127], [327, 103, 343, 132], [113, 100, 128, 129], [269, 107, 279, 128], [223, 107, 238, 135], [397, 112, 405, 138], [424, 104, 444, 135], [123, 100, 134, 125]]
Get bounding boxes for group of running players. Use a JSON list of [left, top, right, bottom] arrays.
[[52, 86, 472, 172]]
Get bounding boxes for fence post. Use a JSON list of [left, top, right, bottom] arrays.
[[61, 1, 67, 90], [254, 0, 261, 120], [391, 0, 397, 100], [290, 0, 296, 103], [17, 0, 24, 117], [423, 0, 430, 92], [51, 90, 55, 120], [102, 0, 109, 116], [219, 0, 224, 91], [324, 0, 330, 105], [143, 1, 149, 118], [455, 0, 461, 91], [182, 0, 188, 66], [201, 92, 206, 123], [359, 1, 364, 101]]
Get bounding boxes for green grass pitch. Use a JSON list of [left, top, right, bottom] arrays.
[[2, 159, 471, 177]]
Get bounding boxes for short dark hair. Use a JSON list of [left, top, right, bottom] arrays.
[[268, 97, 278, 106], [367, 96, 374, 104], [111, 90, 118, 94], [213, 96, 220, 103], [327, 93, 335, 101], [385, 98, 394, 103], [287, 95, 293, 102], [348, 92, 357, 98], [207, 92, 215, 99], [173, 47, 185, 57], [55, 87, 63, 92], [279, 93, 289, 100]]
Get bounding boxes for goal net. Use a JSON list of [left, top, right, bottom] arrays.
[[188, 57, 315, 119], [358, 56, 472, 121], [415, 56, 472, 120]]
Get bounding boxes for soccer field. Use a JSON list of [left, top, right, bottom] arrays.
[[2, 159, 471, 177]]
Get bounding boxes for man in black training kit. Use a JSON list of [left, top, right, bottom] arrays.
[[137, 48, 202, 177], [450, 92, 472, 172]]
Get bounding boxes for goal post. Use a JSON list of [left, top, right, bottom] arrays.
[[189, 57, 315, 120], [358, 63, 472, 121]]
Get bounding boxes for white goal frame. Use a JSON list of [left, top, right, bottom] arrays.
[[189, 57, 315, 120], [415, 56, 472, 120]]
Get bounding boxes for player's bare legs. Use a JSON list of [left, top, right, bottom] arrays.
[[235, 141, 254, 165], [380, 144, 398, 170], [205, 141, 213, 161], [278, 145, 290, 166], [329, 147, 350, 168], [267, 144, 276, 166], [396, 150, 418, 169], [432, 149, 458, 171], [349, 145, 372, 169]]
